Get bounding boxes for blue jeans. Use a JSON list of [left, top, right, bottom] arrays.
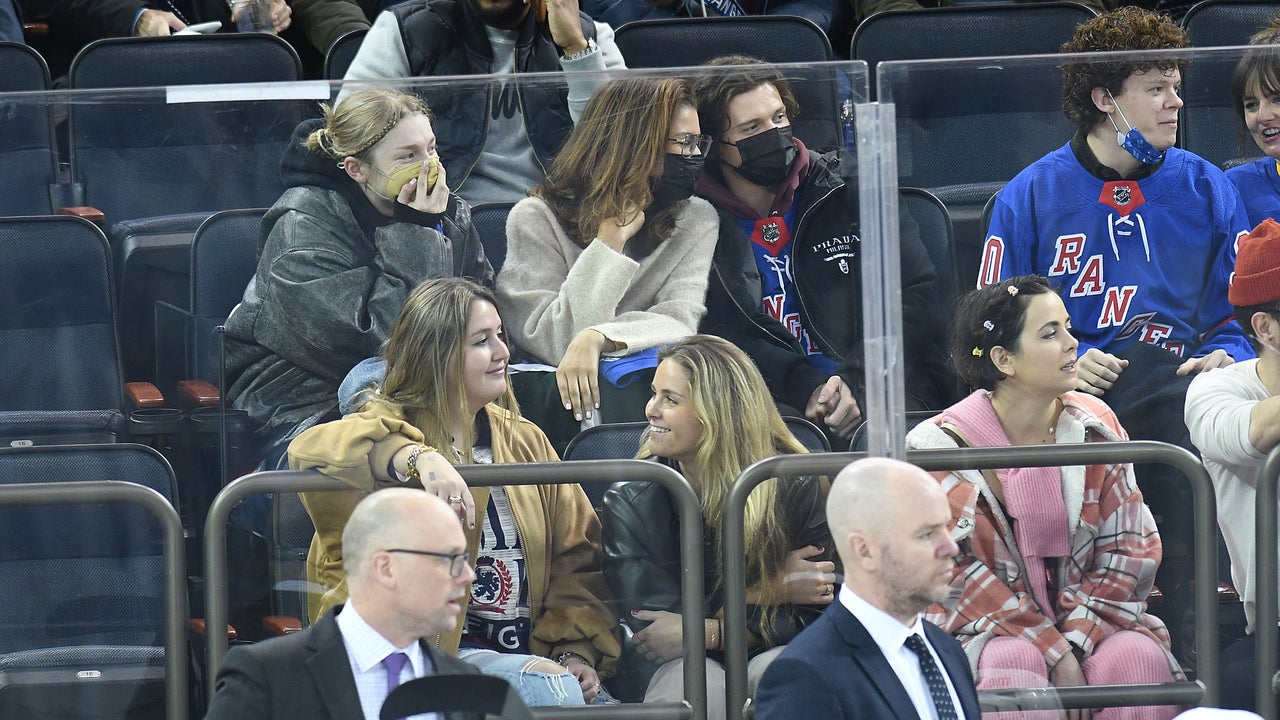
[[458, 650, 586, 707]]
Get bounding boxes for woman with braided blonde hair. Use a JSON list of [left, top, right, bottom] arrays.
[[224, 88, 492, 472]]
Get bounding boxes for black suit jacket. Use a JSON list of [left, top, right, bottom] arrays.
[[755, 600, 981, 720], [204, 607, 482, 720]]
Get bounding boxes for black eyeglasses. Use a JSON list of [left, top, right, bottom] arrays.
[[669, 133, 712, 158], [384, 548, 471, 578]]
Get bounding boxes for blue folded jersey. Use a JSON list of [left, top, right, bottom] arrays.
[[600, 348, 660, 388]]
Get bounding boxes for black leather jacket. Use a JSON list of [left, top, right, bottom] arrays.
[[601, 458, 833, 654]]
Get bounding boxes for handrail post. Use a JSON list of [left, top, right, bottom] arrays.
[[0, 481, 187, 720], [1256, 447, 1280, 718], [722, 441, 1213, 719], [205, 460, 703, 720]]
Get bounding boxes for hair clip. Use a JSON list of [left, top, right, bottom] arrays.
[[982, 320, 995, 332], [971, 347, 984, 357], [1007, 286, 1019, 297]]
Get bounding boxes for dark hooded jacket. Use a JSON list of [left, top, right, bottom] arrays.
[[224, 117, 492, 435], [697, 142, 951, 415]]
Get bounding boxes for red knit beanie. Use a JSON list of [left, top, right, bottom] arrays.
[[1230, 218, 1280, 307]]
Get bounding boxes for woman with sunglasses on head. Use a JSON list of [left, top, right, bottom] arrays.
[[224, 88, 492, 473], [289, 277, 620, 707], [601, 334, 835, 719], [496, 76, 719, 449], [906, 276, 1179, 720]]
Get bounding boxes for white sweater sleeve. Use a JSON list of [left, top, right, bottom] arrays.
[[336, 11, 411, 105]]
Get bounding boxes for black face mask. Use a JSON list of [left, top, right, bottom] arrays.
[[725, 125, 798, 187], [650, 152, 706, 209]]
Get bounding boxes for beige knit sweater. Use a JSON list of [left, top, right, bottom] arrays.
[[495, 196, 719, 364]]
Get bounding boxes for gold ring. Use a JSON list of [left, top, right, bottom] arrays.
[[594, 684, 602, 692], [448, 495, 464, 504]]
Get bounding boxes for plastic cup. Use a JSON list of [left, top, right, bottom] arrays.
[[231, 0, 275, 34]]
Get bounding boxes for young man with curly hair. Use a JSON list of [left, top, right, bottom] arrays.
[[978, 6, 1254, 656]]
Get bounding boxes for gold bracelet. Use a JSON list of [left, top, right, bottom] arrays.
[[403, 444, 437, 482]]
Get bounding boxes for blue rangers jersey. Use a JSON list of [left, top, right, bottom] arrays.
[[980, 142, 1254, 361], [1226, 157, 1280, 232]]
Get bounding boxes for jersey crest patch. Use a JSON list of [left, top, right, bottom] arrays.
[[1099, 181, 1147, 214]]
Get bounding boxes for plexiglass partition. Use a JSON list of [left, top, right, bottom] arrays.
[[6, 34, 1268, 717], [0, 59, 872, 719]]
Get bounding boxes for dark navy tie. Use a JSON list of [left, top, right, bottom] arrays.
[[905, 634, 959, 720]]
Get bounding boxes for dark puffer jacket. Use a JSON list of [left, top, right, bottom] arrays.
[[224, 117, 492, 435]]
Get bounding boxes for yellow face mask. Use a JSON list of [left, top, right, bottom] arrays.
[[380, 156, 439, 198]]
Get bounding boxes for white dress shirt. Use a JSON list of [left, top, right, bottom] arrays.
[[841, 586, 967, 720], [337, 602, 439, 720]]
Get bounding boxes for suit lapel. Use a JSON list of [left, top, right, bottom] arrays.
[[305, 612, 366, 720], [831, 604, 924, 720], [925, 621, 981, 720]]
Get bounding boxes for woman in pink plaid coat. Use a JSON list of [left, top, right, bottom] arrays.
[[906, 275, 1180, 720]]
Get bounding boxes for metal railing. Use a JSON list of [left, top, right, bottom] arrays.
[[204, 459, 707, 720], [1254, 447, 1280, 717], [722, 442, 1217, 719], [0, 480, 188, 720]]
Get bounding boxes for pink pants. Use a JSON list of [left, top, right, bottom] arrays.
[[975, 632, 1179, 720]]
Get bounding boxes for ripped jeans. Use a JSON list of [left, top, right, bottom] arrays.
[[457, 649, 586, 707]]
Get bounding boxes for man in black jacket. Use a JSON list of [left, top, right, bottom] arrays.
[[204, 488, 482, 720], [693, 56, 951, 440], [338, 0, 625, 204]]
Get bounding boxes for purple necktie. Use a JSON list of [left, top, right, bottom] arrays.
[[382, 651, 410, 696]]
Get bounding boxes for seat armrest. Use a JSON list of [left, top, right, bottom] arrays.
[[188, 618, 238, 641], [262, 616, 303, 636], [177, 380, 221, 408], [126, 381, 166, 409], [56, 206, 105, 225]]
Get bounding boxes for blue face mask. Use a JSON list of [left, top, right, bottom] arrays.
[[1107, 92, 1165, 165]]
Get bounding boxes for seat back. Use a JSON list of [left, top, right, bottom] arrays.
[[852, 2, 1096, 86], [268, 490, 317, 627], [325, 28, 367, 80], [67, 34, 305, 222], [900, 187, 963, 405], [612, 16, 842, 149], [854, 3, 1094, 190], [0, 444, 177, 720], [849, 410, 941, 452], [0, 216, 122, 412], [190, 209, 267, 384], [471, 202, 514, 274], [1179, 0, 1280, 167], [900, 187, 956, 306], [0, 444, 176, 650], [0, 41, 57, 216]]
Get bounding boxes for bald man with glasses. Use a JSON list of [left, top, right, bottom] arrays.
[[205, 488, 482, 720]]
